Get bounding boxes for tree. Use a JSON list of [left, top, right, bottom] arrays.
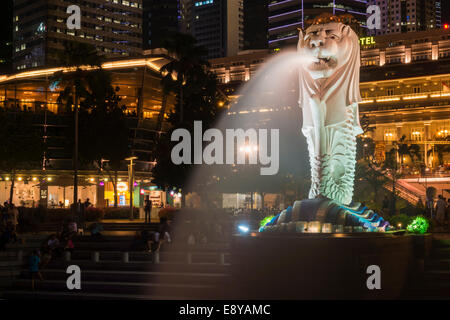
[[152, 33, 223, 206], [355, 160, 389, 204], [383, 146, 405, 215], [52, 41, 105, 208], [397, 135, 421, 165], [160, 33, 210, 125], [427, 135, 450, 167], [79, 106, 130, 208], [0, 109, 43, 203]]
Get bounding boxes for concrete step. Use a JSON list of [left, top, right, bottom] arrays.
[[67, 251, 229, 264], [42, 259, 231, 274], [426, 259, 450, 271], [432, 239, 450, 248], [432, 248, 450, 259], [10, 278, 230, 297], [18, 269, 231, 285], [2, 290, 199, 300], [424, 270, 450, 281]]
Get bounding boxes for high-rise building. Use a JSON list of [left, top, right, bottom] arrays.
[[268, 0, 368, 49], [180, 0, 244, 59], [243, 0, 268, 50], [0, 0, 13, 73], [143, 0, 180, 50], [367, 0, 442, 36], [13, 0, 143, 71]]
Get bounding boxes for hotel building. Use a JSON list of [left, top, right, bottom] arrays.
[[13, 0, 143, 71], [211, 29, 450, 167]]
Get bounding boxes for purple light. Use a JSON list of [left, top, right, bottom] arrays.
[[268, 0, 296, 7], [134, 182, 138, 187], [334, 8, 367, 16], [99, 182, 105, 186], [269, 21, 302, 32], [269, 9, 302, 20], [269, 35, 298, 44]]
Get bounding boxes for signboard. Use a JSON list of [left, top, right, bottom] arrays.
[[359, 36, 376, 46]]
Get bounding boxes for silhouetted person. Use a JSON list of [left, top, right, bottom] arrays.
[[144, 196, 152, 224]]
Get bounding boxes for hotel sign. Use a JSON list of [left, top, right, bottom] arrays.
[[359, 37, 376, 46]]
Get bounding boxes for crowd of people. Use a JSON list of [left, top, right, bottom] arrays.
[[0, 202, 19, 250], [28, 220, 78, 290], [430, 195, 450, 230], [130, 218, 172, 252]]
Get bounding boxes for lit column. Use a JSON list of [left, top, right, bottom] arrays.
[[126, 156, 138, 220], [432, 44, 439, 60], [405, 48, 411, 64], [424, 123, 431, 167], [225, 69, 230, 83], [379, 51, 386, 66], [244, 67, 250, 81]]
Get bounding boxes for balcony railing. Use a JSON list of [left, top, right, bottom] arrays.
[[360, 91, 450, 105]]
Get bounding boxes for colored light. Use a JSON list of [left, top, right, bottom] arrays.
[[260, 216, 274, 228], [90, 178, 95, 182], [99, 182, 105, 186], [444, 24, 449, 29], [238, 225, 249, 233], [32, 177, 37, 181], [407, 216, 429, 234]]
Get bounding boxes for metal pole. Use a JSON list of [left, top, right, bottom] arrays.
[[129, 162, 133, 220], [73, 86, 79, 209]]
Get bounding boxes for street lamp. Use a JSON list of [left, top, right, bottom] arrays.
[[125, 156, 138, 220]]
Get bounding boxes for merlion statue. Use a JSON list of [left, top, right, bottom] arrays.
[[297, 19, 362, 206], [260, 16, 390, 232]]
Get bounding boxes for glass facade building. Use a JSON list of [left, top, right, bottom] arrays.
[[13, 0, 143, 71], [268, 0, 368, 49]]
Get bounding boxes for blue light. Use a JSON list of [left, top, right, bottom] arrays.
[[195, 0, 213, 7], [238, 225, 249, 233]]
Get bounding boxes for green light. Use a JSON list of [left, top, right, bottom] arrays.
[[260, 216, 274, 228], [406, 216, 429, 234]]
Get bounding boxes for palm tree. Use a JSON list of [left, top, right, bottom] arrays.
[[160, 33, 209, 125], [52, 41, 105, 209], [397, 135, 422, 165], [427, 135, 450, 167]]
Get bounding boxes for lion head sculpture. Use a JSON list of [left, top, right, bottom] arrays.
[[298, 20, 363, 134]]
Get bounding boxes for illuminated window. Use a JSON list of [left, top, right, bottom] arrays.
[[437, 127, 449, 138], [410, 128, 424, 141], [384, 129, 396, 142]]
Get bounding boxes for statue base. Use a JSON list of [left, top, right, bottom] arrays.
[[260, 197, 390, 233]]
